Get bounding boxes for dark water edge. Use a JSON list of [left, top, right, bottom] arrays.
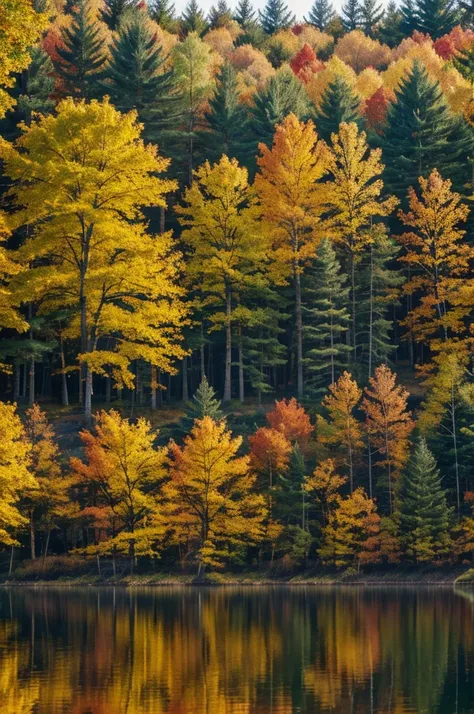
[[2, 585, 474, 713]]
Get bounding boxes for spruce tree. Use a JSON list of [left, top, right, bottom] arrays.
[[101, 0, 137, 30], [208, 0, 232, 27], [354, 230, 403, 380], [399, 0, 418, 35], [181, 0, 208, 35], [415, 0, 459, 38], [199, 61, 252, 165], [249, 66, 311, 165], [150, 0, 178, 31], [103, 9, 179, 142], [341, 0, 362, 30], [454, 44, 474, 84], [181, 376, 224, 432], [306, 0, 335, 30], [314, 75, 362, 144], [234, 0, 257, 27], [259, 0, 295, 34], [380, 61, 474, 201], [302, 239, 351, 397], [360, 0, 385, 36], [55, 0, 106, 99], [378, 1, 404, 47], [398, 438, 453, 562]]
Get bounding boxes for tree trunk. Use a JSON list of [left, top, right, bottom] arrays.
[[105, 377, 111, 403], [200, 322, 206, 380], [160, 206, 165, 234], [351, 251, 357, 357], [151, 365, 157, 409], [84, 365, 93, 419], [182, 356, 189, 402], [238, 330, 244, 404], [223, 286, 232, 403], [295, 268, 304, 399], [451, 388, 461, 519], [13, 363, 20, 402], [129, 539, 135, 575], [368, 245, 374, 378], [8, 546, 14, 577], [30, 510, 36, 560], [60, 335, 69, 407], [43, 529, 51, 564]]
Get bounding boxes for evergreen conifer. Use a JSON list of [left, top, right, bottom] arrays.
[[341, 0, 362, 30], [314, 75, 362, 144], [306, 0, 335, 30], [259, 0, 295, 34], [181, 0, 208, 35]]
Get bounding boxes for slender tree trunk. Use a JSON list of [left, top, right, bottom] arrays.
[[351, 251, 357, 357], [105, 377, 111, 404], [451, 388, 460, 519], [295, 267, 303, 399], [368, 245, 374, 378], [223, 285, 232, 403], [160, 206, 165, 234], [200, 322, 205, 379], [8, 546, 14, 577], [238, 329, 244, 404], [367, 437, 373, 500], [43, 529, 51, 564], [182, 356, 189, 401], [129, 539, 135, 575], [13, 363, 20, 402], [60, 335, 69, 407], [151, 365, 157, 409], [22, 362, 27, 398], [28, 304, 35, 405], [30, 510, 36, 560], [84, 365, 93, 419]]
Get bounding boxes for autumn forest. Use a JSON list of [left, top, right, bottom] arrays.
[[2, 0, 474, 579]]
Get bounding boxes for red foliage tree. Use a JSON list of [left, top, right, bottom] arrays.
[[266, 397, 314, 447], [290, 43, 324, 83], [364, 86, 395, 133]]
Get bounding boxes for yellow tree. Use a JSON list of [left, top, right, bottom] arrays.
[[317, 371, 364, 492], [361, 364, 414, 512], [1, 98, 187, 417], [71, 409, 167, 573], [397, 169, 472, 345], [318, 487, 381, 568], [165, 416, 267, 574], [0, 403, 36, 549], [325, 122, 397, 354], [23, 404, 70, 560], [304, 458, 347, 525], [177, 155, 264, 403], [0, 0, 48, 118], [255, 113, 328, 398], [0, 213, 26, 333]]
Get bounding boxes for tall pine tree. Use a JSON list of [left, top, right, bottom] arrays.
[[398, 438, 453, 562], [415, 0, 459, 38], [259, 0, 295, 34], [208, 0, 233, 27], [314, 75, 362, 144], [302, 238, 351, 396], [55, 0, 106, 99], [341, 0, 362, 30], [150, 0, 178, 32], [380, 61, 474, 201], [101, 0, 137, 30], [306, 0, 335, 30], [181, 0, 208, 35], [360, 0, 385, 36]]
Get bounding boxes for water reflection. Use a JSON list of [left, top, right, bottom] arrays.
[[0, 586, 473, 713]]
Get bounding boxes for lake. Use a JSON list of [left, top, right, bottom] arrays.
[[0, 586, 473, 713]]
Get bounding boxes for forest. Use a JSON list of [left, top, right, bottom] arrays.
[[1, 0, 474, 579]]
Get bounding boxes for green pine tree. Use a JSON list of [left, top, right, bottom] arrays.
[[377, 1, 404, 47], [341, 0, 362, 30], [181, 0, 208, 35], [360, 0, 385, 36], [399, 0, 418, 35], [354, 229, 403, 380], [398, 438, 453, 563], [101, 0, 137, 30], [259, 0, 295, 34], [103, 7, 180, 142], [181, 376, 224, 431], [380, 61, 474, 201], [208, 0, 232, 27], [234, 0, 257, 27], [249, 66, 311, 165], [150, 0, 178, 32], [302, 239, 351, 397], [55, 0, 106, 99], [199, 60, 252, 166], [458, 0, 474, 27], [415, 0, 459, 38], [306, 0, 335, 30], [454, 44, 474, 84], [314, 75, 362, 144]]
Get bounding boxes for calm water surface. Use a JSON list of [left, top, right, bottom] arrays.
[[1, 586, 474, 714]]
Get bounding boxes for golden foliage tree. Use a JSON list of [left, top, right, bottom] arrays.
[[325, 122, 397, 354], [361, 364, 414, 512], [23, 404, 69, 560], [177, 155, 264, 402], [0, 402, 36, 547], [255, 114, 328, 397], [0, 213, 26, 333], [397, 169, 472, 344], [304, 458, 347, 525], [165, 416, 267, 573], [317, 371, 364, 492], [318, 487, 381, 568], [0, 0, 48, 118], [71, 409, 167, 572], [249, 427, 292, 488], [1, 98, 186, 416]]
